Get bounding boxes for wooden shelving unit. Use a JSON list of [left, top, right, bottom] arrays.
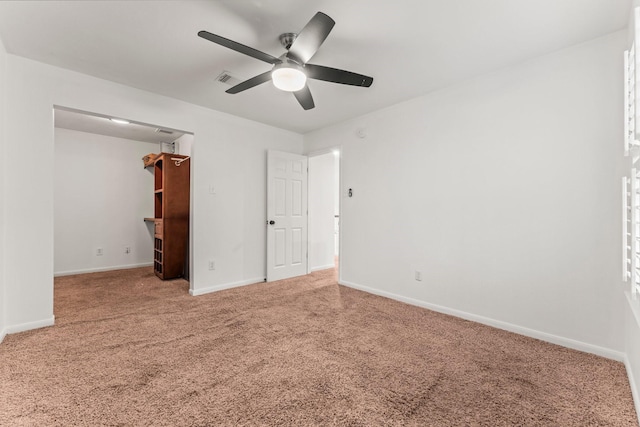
[[145, 153, 190, 280]]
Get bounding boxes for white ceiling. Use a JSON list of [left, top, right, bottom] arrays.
[[0, 0, 632, 134]]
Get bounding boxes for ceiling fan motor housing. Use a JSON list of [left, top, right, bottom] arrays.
[[279, 33, 297, 50]]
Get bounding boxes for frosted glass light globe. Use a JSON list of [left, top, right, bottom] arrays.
[[272, 66, 307, 92]]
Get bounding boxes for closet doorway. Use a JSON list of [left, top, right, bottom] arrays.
[[53, 106, 194, 283]]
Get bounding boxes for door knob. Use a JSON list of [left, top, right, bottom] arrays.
[[269, 220, 275, 225]]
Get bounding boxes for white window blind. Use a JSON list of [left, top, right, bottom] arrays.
[[625, 45, 637, 156], [624, 175, 632, 283], [624, 8, 640, 155], [625, 170, 640, 298]]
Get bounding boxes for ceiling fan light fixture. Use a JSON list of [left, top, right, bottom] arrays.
[[199, 11, 373, 110], [272, 65, 306, 92]]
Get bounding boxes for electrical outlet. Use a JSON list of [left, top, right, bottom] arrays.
[[125, 246, 131, 254], [208, 260, 215, 270], [96, 247, 103, 256], [414, 270, 422, 281]]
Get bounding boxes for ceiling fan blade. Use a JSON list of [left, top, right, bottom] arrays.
[[287, 12, 335, 65], [305, 64, 373, 87], [226, 71, 273, 94], [198, 30, 282, 65], [293, 86, 315, 110]]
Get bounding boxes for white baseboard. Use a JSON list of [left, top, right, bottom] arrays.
[[190, 277, 264, 296], [54, 263, 153, 277], [5, 316, 55, 335], [310, 264, 335, 272], [0, 327, 6, 344], [339, 280, 624, 361]]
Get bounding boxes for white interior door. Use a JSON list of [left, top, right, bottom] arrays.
[[267, 150, 308, 281]]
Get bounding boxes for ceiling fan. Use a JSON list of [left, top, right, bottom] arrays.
[[198, 11, 373, 110]]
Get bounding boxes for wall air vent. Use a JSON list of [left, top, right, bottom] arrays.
[[216, 70, 240, 86]]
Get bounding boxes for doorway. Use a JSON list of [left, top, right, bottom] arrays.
[[52, 106, 194, 284], [308, 149, 340, 274]]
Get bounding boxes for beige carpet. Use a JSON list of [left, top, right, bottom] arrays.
[[0, 267, 637, 426]]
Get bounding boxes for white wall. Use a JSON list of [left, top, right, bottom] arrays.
[[0, 36, 6, 342], [175, 133, 193, 156], [54, 128, 158, 275], [308, 152, 337, 271], [2, 53, 302, 334], [305, 31, 627, 358]]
